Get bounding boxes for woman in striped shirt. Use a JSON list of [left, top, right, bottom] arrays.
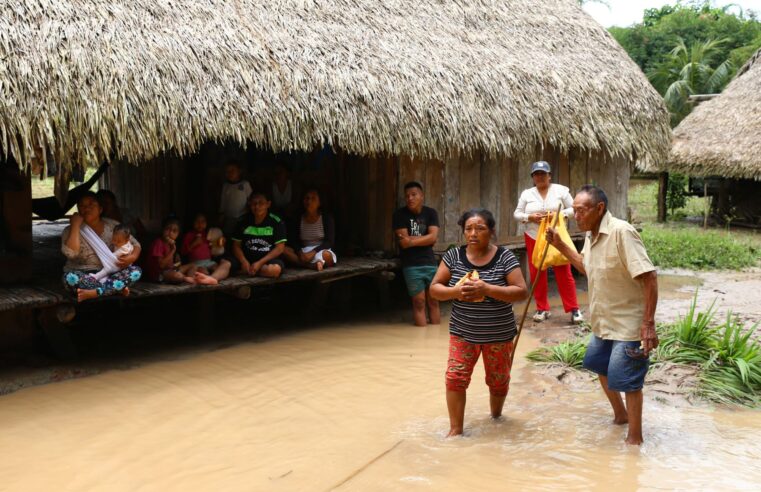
[[430, 208, 528, 437]]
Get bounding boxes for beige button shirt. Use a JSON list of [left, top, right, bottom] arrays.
[[582, 212, 655, 341]]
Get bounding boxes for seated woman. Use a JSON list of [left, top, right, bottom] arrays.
[[228, 191, 287, 278], [61, 192, 142, 302], [282, 188, 336, 271]]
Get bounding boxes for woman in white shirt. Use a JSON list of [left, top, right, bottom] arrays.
[[513, 161, 583, 324]]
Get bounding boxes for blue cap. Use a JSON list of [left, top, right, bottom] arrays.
[[531, 161, 551, 175]]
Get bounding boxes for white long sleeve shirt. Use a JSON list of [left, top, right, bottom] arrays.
[[513, 184, 574, 239]]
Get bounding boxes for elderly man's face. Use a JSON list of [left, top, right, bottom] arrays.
[[572, 192, 605, 232]]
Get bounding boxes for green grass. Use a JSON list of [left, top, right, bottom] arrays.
[[628, 179, 710, 224], [31, 168, 98, 199], [529, 294, 761, 407], [526, 338, 588, 368], [641, 225, 760, 270]]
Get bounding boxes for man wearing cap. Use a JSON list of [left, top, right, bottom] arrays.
[[513, 161, 583, 324], [546, 184, 658, 445]]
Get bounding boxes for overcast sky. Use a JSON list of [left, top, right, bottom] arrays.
[[583, 0, 761, 28]]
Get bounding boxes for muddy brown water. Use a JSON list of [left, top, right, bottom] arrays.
[[2, 294, 761, 491]]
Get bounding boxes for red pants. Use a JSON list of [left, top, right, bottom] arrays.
[[445, 335, 514, 397], [524, 233, 579, 313]]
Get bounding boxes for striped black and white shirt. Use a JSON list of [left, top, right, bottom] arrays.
[[443, 246, 521, 344]]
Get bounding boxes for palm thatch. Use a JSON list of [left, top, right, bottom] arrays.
[[0, 0, 669, 172], [665, 48, 761, 179]]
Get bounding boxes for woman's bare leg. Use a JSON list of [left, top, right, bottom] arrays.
[[446, 390, 466, 437]]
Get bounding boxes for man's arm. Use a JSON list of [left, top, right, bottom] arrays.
[[546, 227, 585, 275], [396, 226, 439, 249], [636, 270, 659, 354]]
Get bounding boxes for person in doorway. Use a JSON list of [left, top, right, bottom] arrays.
[[96, 189, 147, 240], [513, 161, 582, 324], [219, 161, 252, 235], [282, 188, 337, 271], [429, 208, 528, 437], [392, 182, 441, 327], [61, 192, 142, 302], [229, 191, 287, 278], [271, 163, 299, 219], [546, 185, 658, 446]]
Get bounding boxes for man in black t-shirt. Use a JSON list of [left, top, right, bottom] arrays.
[[392, 181, 441, 326], [230, 191, 287, 278]]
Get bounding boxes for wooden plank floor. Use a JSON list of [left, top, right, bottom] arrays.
[[1, 221, 582, 314]]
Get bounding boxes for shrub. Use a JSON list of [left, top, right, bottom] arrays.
[[641, 226, 760, 270]]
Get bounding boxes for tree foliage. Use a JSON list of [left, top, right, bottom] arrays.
[[609, 2, 761, 74]]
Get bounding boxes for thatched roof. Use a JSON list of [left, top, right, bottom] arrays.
[[1, 0, 670, 171], [666, 48, 761, 179]]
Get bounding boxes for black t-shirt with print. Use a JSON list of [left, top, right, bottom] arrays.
[[232, 213, 287, 262], [392, 206, 440, 267]]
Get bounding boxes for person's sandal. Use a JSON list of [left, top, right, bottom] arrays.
[[532, 310, 551, 322]]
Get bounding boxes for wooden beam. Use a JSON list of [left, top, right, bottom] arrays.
[[657, 172, 668, 223]]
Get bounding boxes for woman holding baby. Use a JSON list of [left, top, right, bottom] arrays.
[[429, 208, 528, 437], [61, 191, 142, 302]]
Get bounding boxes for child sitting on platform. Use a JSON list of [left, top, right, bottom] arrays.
[[180, 212, 232, 285], [144, 217, 197, 284], [229, 191, 287, 278]]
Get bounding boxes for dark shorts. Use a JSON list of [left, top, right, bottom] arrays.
[[402, 265, 438, 297], [226, 255, 285, 274], [583, 335, 649, 392]]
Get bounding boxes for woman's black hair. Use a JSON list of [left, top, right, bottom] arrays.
[[76, 190, 99, 205], [457, 208, 496, 232]]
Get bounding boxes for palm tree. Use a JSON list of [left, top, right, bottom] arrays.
[[648, 38, 735, 126]]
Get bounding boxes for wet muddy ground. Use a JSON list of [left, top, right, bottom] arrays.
[[0, 266, 760, 490]]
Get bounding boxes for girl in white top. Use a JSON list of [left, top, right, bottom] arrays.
[[513, 161, 582, 324]]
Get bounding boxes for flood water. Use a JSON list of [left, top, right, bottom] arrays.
[[1, 302, 761, 491]]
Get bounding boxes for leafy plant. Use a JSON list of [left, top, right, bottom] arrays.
[[526, 338, 588, 368], [666, 173, 688, 218]]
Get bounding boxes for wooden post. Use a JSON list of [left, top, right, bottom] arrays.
[[703, 181, 709, 229], [657, 172, 668, 223]]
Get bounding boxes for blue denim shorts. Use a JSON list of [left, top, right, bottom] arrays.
[[583, 335, 649, 392], [402, 266, 438, 297]]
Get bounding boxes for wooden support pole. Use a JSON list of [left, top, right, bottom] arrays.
[[657, 172, 668, 223]]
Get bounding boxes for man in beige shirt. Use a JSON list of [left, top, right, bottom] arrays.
[[546, 185, 658, 445]]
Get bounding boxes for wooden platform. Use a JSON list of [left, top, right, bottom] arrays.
[[0, 255, 400, 314], [0, 220, 583, 315]]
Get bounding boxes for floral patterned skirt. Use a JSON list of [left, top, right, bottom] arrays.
[[62, 266, 142, 298]]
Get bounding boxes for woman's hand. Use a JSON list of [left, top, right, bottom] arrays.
[[528, 212, 547, 224], [70, 212, 84, 228], [460, 279, 487, 302]]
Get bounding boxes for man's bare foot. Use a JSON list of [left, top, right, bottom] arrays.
[[120, 287, 130, 297], [194, 272, 219, 285], [77, 289, 98, 302], [613, 414, 629, 425], [625, 435, 643, 445]]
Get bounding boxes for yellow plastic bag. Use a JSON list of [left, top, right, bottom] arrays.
[[532, 212, 575, 271]]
